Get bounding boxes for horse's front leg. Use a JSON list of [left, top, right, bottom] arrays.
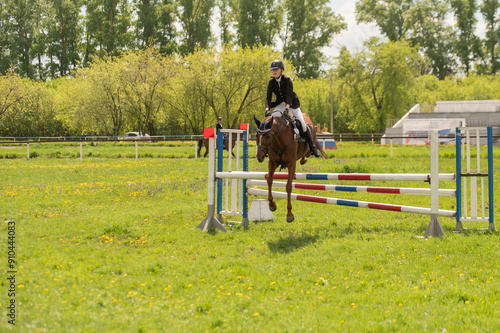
[[267, 163, 277, 212], [286, 162, 296, 222]]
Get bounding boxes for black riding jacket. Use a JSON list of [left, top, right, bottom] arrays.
[[265, 75, 300, 110]]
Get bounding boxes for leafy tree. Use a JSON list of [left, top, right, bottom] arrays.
[[163, 52, 214, 134], [415, 73, 500, 102], [0, 82, 65, 137], [166, 45, 281, 134], [294, 77, 337, 132], [56, 57, 129, 136], [134, 0, 177, 54], [283, 0, 346, 78], [46, 0, 82, 77], [355, 0, 413, 41], [120, 49, 180, 135], [157, 0, 178, 54], [450, 0, 482, 75], [2, 0, 39, 78], [178, 0, 214, 55], [135, 0, 160, 48], [57, 48, 179, 136], [0, 1, 10, 74], [0, 73, 65, 136], [479, 0, 500, 74], [334, 39, 421, 133], [82, 0, 134, 64], [0, 72, 29, 120], [233, 0, 282, 48], [32, 0, 50, 80], [217, 0, 235, 45], [406, 0, 455, 79]]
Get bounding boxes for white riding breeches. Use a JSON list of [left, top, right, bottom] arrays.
[[272, 102, 308, 132]]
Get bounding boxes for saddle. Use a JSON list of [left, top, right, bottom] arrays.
[[283, 113, 306, 143]]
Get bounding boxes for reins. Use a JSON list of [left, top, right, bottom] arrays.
[[258, 115, 298, 160]]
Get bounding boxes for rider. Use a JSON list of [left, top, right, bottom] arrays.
[[264, 60, 320, 157], [216, 116, 227, 140], [216, 117, 223, 133]]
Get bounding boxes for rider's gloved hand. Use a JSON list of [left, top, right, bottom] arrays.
[[283, 108, 289, 116], [265, 109, 270, 117]]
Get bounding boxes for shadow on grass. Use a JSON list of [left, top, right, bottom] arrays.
[[268, 234, 319, 254]]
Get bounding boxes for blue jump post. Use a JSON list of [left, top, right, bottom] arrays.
[[241, 123, 249, 227], [455, 127, 462, 231], [488, 127, 494, 231]]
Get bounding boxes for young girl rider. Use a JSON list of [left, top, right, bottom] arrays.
[[264, 60, 320, 157]]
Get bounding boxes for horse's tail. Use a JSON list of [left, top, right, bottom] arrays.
[[197, 139, 203, 156], [316, 139, 328, 159]]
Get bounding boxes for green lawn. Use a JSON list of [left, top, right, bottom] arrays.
[[1, 143, 499, 332]]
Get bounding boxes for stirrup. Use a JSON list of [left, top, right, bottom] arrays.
[[311, 146, 320, 157]]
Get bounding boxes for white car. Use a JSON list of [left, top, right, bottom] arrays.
[[123, 132, 150, 140]]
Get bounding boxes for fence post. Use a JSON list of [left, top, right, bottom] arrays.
[[135, 141, 138, 160], [27, 143, 29, 159], [195, 140, 198, 159], [390, 138, 393, 158], [80, 142, 83, 161]]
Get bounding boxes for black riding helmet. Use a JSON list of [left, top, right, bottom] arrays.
[[270, 60, 285, 70]]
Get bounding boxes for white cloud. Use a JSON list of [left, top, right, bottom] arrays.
[[323, 0, 382, 59]]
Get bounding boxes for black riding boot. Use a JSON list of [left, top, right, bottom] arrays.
[[304, 128, 320, 157]]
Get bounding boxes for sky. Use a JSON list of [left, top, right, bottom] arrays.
[[212, 0, 487, 63], [323, 0, 382, 59], [324, 0, 487, 60]]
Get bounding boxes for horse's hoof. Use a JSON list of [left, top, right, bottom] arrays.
[[270, 205, 277, 212], [286, 215, 294, 223]]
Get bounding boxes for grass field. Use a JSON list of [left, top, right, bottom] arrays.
[[1, 142, 499, 332]]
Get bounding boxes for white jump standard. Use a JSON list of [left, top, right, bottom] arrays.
[[200, 124, 494, 237]]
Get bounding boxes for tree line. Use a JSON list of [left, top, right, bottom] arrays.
[[1, 0, 498, 81], [0, 0, 344, 80], [1, 43, 500, 138]]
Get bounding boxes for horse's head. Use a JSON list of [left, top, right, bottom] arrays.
[[254, 115, 273, 163]]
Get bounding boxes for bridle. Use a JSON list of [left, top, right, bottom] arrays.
[[257, 114, 297, 159]]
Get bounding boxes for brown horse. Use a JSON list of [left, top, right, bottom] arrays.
[[254, 112, 327, 222], [198, 132, 238, 158]]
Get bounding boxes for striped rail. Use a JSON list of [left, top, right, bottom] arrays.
[[247, 188, 456, 217], [217, 171, 455, 181], [246, 180, 456, 197]]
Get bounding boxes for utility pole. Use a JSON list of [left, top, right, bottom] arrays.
[[329, 73, 334, 134]]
